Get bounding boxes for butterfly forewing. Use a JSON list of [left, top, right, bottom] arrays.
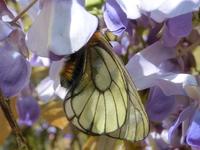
[[63, 32, 149, 141]]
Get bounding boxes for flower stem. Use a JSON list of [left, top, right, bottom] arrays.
[[11, 0, 38, 23], [0, 90, 30, 150]]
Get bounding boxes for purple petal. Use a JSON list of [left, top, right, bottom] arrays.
[[162, 13, 192, 47], [17, 96, 40, 126], [187, 109, 200, 147], [103, 0, 127, 36], [167, 13, 192, 38], [168, 105, 196, 146], [159, 58, 181, 73], [7, 29, 29, 58], [0, 42, 31, 97], [162, 25, 180, 47], [146, 86, 175, 122]]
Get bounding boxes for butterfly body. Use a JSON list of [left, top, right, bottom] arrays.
[[62, 32, 149, 141], [60, 51, 85, 88]]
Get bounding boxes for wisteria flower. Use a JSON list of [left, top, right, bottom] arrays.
[[103, 0, 128, 36], [126, 34, 200, 148], [166, 84, 200, 148], [17, 96, 40, 126], [0, 21, 31, 97], [110, 34, 131, 55], [36, 59, 67, 102], [162, 13, 192, 47], [26, 0, 98, 57], [126, 41, 197, 91], [27, 0, 98, 101], [115, 0, 200, 22]]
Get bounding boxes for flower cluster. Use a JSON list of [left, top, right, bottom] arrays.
[[1, 0, 200, 149]]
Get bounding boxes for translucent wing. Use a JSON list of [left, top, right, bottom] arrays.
[[107, 78, 149, 141], [63, 32, 149, 141]]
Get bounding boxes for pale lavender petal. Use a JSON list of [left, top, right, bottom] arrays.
[[150, 0, 200, 22], [47, 126, 57, 133], [115, 0, 141, 19], [126, 40, 198, 95], [103, 0, 127, 36], [155, 74, 197, 96], [116, 0, 199, 22], [49, 59, 65, 89], [139, 0, 166, 12], [36, 58, 69, 101], [30, 54, 50, 67], [36, 77, 56, 102], [17, 96, 40, 126], [187, 110, 200, 147], [27, 0, 98, 57], [121, 35, 130, 49], [0, 21, 12, 40], [126, 41, 176, 89]]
